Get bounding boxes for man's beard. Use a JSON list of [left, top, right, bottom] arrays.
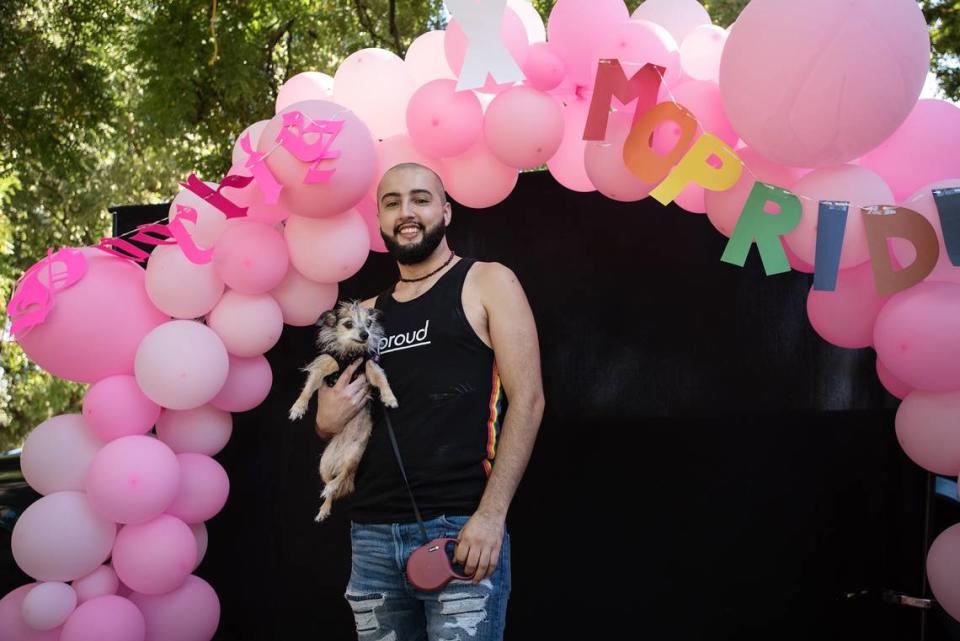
[[381, 219, 447, 265]]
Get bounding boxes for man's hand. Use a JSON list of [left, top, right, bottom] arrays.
[[314, 359, 369, 439], [453, 510, 506, 583]]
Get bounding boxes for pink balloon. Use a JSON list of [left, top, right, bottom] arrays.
[[12, 492, 116, 582], [270, 266, 339, 326], [72, 565, 120, 604], [355, 196, 388, 254], [441, 140, 519, 208], [259, 100, 377, 219], [523, 42, 565, 92], [21, 414, 102, 495], [372, 135, 446, 195], [546, 95, 595, 192], [275, 72, 333, 113], [22, 582, 77, 631], [483, 86, 564, 169], [14, 251, 169, 384], [284, 210, 370, 283], [806, 262, 891, 349], [0, 584, 63, 641], [404, 30, 456, 86], [231, 120, 269, 167], [876, 356, 913, 400], [657, 80, 737, 147], [719, 0, 930, 168], [596, 19, 681, 87], [112, 515, 196, 595], [220, 163, 291, 226], [680, 25, 727, 82], [584, 109, 654, 202], [145, 243, 225, 319], [128, 575, 220, 641], [209, 354, 272, 413], [927, 523, 960, 621], [333, 48, 415, 139], [85, 436, 180, 525], [190, 524, 209, 571], [83, 376, 161, 442], [168, 182, 229, 249], [547, 0, 630, 88], [134, 320, 229, 410], [890, 179, 960, 286], [782, 238, 816, 274], [784, 165, 894, 269], [895, 390, 960, 474], [874, 281, 960, 392], [212, 219, 289, 295], [407, 80, 483, 158], [445, 7, 529, 94], [207, 291, 283, 357], [156, 405, 233, 457], [60, 595, 145, 641], [164, 454, 229, 524], [632, 0, 711, 44]]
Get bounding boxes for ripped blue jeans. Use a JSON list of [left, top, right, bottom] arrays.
[[345, 514, 511, 641]]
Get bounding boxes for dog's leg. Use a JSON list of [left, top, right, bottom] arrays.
[[333, 417, 374, 498], [365, 360, 399, 408], [289, 354, 339, 420]]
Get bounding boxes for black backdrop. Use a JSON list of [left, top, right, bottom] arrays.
[[109, 170, 957, 641]]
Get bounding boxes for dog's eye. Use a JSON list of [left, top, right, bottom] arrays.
[[365, 319, 372, 327], [343, 321, 354, 329]]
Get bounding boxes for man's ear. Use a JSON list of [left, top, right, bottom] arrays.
[[319, 310, 337, 327]]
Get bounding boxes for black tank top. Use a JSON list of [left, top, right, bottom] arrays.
[[346, 257, 507, 524]]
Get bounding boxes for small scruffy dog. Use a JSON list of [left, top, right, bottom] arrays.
[[289, 300, 398, 522]]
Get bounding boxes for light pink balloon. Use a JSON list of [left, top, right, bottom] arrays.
[[782, 238, 816, 274], [597, 19, 681, 86], [212, 219, 289, 295], [156, 405, 233, 456], [876, 356, 913, 400], [334, 48, 416, 139], [164, 454, 229, 524], [927, 523, 960, 621], [372, 135, 446, 194], [145, 243, 225, 319], [83, 376, 161, 442], [60, 595, 145, 641], [407, 80, 483, 158], [806, 262, 891, 349], [896, 390, 960, 474], [134, 320, 229, 410], [509, 0, 546, 42], [72, 565, 120, 604], [275, 72, 333, 113], [680, 25, 727, 82], [284, 210, 370, 283], [12, 492, 116, 582], [404, 30, 456, 86], [584, 109, 654, 202], [719, 0, 930, 168], [209, 354, 272, 413], [190, 524, 209, 571], [874, 280, 960, 391], [890, 179, 960, 286], [784, 165, 894, 269], [259, 100, 377, 218], [231, 120, 269, 167], [546, 95, 596, 192], [0, 584, 63, 641], [523, 42, 565, 91], [270, 266, 339, 326], [445, 7, 529, 94], [14, 251, 169, 384], [22, 582, 76, 631], [355, 195, 388, 254], [112, 515, 196, 595], [168, 182, 229, 249], [220, 162, 291, 226], [20, 414, 102, 495], [206, 290, 283, 357], [547, 0, 630, 88], [128, 575, 220, 641], [483, 86, 564, 169], [441, 140, 519, 209]]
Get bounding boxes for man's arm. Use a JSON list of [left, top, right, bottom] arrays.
[[454, 263, 545, 582]]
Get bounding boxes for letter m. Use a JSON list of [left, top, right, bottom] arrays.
[[583, 59, 664, 142]]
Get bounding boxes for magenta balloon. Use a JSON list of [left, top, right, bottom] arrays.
[[806, 262, 891, 349], [927, 523, 960, 622], [156, 405, 233, 457], [112, 515, 196, 596], [12, 492, 116, 582], [85, 436, 180, 525], [59, 595, 145, 641], [284, 210, 370, 283], [14, 251, 168, 384], [680, 25, 727, 82], [334, 48, 416, 139], [21, 414, 102, 495], [231, 120, 269, 167], [128, 575, 220, 641], [483, 86, 564, 169], [22, 582, 77, 631], [546, 95, 595, 192], [584, 110, 654, 202], [874, 281, 960, 392], [547, 0, 630, 88], [259, 100, 377, 219], [522, 42, 565, 91], [405, 30, 456, 86], [207, 291, 283, 357], [209, 354, 272, 413], [442, 140, 519, 209], [445, 7, 529, 94], [407, 80, 483, 158], [0, 584, 63, 641], [165, 454, 229, 524], [896, 390, 960, 474], [145, 243, 225, 319], [72, 565, 120, 604], [134, 320, 230, 410], [275, 72, 333, 113], [891, 179, 960, 286], [631, 0, 711, 45], [876, 356, 913, 401], [83, 376, 161, 442], [212, 219, 289, 295], [270, 266, 339, 326], [719, 0, 930, 168]]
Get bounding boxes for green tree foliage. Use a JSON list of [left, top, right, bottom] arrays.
[[923, 0, 960, 100]]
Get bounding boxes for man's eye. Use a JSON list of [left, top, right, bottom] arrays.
[[385, 201, 398, 208], [415, 199, 428, 205], [343, 321, 354, 329]]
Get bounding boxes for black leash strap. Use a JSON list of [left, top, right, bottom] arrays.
[[380, 403, 430, 543]]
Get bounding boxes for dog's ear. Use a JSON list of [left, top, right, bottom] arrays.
[[367, 307, 384, 322], [319, 310, 337, 328]]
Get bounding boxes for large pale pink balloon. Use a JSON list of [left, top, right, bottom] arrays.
[[597, 19, 681, 86], [22, 582, 77, 631], [72, 565, 120, 604], [547, 0, 629, 88], [85, 435, 180, 525], [680, 25, 727, 82], [128, 575, 220, 641], [631, 0, 711, 45], [784, 165, 894, 269], [719, 0, 930, 168], [546, 95, 595, 192], [522, 42, 565, 91], [59, 595, 145, 641], [21, 414, 102, 495], [445, 7, 529, 94], [876, 356, 913, 400], [407, 80, 483, 158], [209, 354, 272, 413], [890, 179, 960, 286], [442, 140, 519, 209], [874, 281, 960, 392], [334, 49, 415, 139], [895, 390, 960, 474], [270, 267, 339, 326], [206, 291, 283, 357], [275, 72, 333, 113], [212, 219, 289, 295], [404, 31, 456, 86], [509, 0, 546, 43], [259, 100, 377, 218], [584, 110, 654, 202], [14, 251, 169, 384], [83, 376, 161, 442], [231, 120, 269, 167], [12, 492, 116, 582], [0, 584, 63, 641], [927, 523, 960, 621], [134, 320, 229, 410], [284, 210, 370, 283], [156, 405, 233, 456], [805, 262, 891, 349], [112, 515, 196, 595], [483, 86, 564, 169], [168, 182, 229, 249], [372, 135, 446, 194], [164, 454, 229, 524], [145, 244, 225, 319]]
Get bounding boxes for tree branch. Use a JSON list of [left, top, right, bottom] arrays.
[[353, 0, 393, 53], [388, 0, 403, 57]]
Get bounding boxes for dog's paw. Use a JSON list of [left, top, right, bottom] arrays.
[[382, 395, 399, 409], [288, 401, 308, 421], [314, 505, 331, 522]]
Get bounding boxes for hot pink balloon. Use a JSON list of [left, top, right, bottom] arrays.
[[483, 86, 564, 169], [806, 262, 891, 349], [206, 291, 283, 357], [546, 95, 595, 192], [584, 109, 654, 202], [874, 281, 960, 392], [927, 523, 960, 622], [404, 30, 456, 86], [523, 42, 565, 92], [407, 79, 483, 158], [156, 405, 233, 457], [547, 0, 630, 89], [876, 356, 913, 400], [209, 354, 272, 413], [445, 7, 529, 94], [128, 575, 220, 641], [719, 0, 930, 168], [284, 210, 370, 283], [12, 492, 116, 582], [275, 72, 333, 113], [231, 120, 269, 167], [270, 266, 339, 326], [355, 196, 388, 254], [0, 584, 63, 641], [442, 140, 519, 209], [72, 565, 120, 604], [212, 219, 289, 295], [112, 515, 196, 595], [22, 582, 77, 631], [895, 390, 960, 474], [145, 243, 225, 319], [165, 454, 229, 524], [168, 182, 229, 249], [680, 25, 727, 82], [890, 179, 960, 286], [20, 414, 102, 495], [60, 595, 145, 641], [334, 48, 416, 139], [83, 376, 161, 442]]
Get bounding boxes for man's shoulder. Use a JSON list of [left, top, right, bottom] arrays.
[[467, 260, 519, 289]]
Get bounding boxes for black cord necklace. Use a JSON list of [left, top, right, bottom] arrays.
[[398, 251, 455, 282]]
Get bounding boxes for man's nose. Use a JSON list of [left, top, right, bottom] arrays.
[[359, 330, 369, 340]]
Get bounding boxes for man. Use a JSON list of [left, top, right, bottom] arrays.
[[314, 162, 544, 640]]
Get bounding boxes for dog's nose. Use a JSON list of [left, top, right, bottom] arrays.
[[359, 330, 369, 340]]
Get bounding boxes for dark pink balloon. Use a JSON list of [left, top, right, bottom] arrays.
[[128, 575, 220, 641], [806, 262, 891, 349]]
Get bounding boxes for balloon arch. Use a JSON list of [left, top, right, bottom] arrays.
[[5, 0, 960, 638]]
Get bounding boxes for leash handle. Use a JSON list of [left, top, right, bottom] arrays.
[[380, 402, 431, 544]]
